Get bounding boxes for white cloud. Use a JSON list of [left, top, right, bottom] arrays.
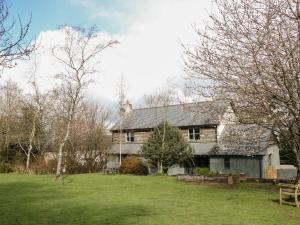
[[3, 0, 212, 108], [69, 0, 125, 19]]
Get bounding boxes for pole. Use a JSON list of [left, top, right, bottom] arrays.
[[119, 116, 123, 165]]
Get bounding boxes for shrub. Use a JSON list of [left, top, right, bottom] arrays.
[[119, 156, 148, 175], [29, 158, 57, 174], [0, 162, 13, 173], [193, 167, 210, 176]]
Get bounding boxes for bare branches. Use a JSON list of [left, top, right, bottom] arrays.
[[0, 0, 34, 69], [52, 26, 117, 179], [143, 85, 177, 108], [184, 0, 300, 179]]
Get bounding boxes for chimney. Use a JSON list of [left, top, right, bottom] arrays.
[[122, 100, 132, 116]]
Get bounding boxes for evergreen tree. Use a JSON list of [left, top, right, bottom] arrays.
[[141, 122, 193, 173]]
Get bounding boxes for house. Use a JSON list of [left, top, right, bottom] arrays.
[[108, 101, 280, 178]]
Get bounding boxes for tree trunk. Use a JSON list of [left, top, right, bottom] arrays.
[[26, 112, 37, 172], [5, 119, 10, 162], [159, 120, 166, 174], [26, 145, 32, 171], [56, 120, 71, 179], [157, 160, 160, 173]]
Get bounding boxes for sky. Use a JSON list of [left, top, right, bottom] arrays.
[[4, 0, 213, 108]]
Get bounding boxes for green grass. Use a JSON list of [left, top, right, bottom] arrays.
[[0, 174, 299, 225]]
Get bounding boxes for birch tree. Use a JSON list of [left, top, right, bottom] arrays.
[[143, 86, 177, 173], [18, 62, 45, 172], [52, 26, 117, 179], [183, 0, 300, 180], [117, 75, 127, 165]]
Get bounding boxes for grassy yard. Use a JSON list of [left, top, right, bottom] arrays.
[[0, 174, 299, 225]]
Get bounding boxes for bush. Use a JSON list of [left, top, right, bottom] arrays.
[[0, 162, 13, 173], [119, 156, 148, 175], [193, 167, 210, 176], [29, 158, 57, 175]]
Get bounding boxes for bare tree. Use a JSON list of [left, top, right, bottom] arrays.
[[143, 85, 177, 173], [65, 101, 111, 173], [117, 75, 127, 165], [143, 86, 176, 108], [52, 26, 117, 179], [184, 0, 300, 180], [0, 80, 23, 162], [18, 61, 45, 172], [83, 102, 111, 171], [0, 0, 34, 69]]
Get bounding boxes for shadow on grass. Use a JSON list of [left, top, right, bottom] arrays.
[[0, 180, 154, 225]]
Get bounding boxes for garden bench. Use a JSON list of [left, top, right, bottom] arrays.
[[103, 168, 119, 174], [279, 182, 300, 208]]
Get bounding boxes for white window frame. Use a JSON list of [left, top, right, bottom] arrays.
[[126, 131, 134, 142], [188, 127, 200, 141]]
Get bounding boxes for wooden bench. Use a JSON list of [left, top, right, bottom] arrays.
[[103, 168, 119, 174], [279, 182, 300, 208]]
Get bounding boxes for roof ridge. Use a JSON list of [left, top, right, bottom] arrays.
[[132, 100, 218, 111]]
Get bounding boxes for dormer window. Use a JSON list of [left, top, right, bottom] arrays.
[[189, 127, 200, 141], [126, 131, 134, 142]]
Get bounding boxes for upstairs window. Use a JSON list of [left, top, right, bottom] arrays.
[[224, 157, 230, 170], [126, 131, 134, 142], [189, 127, 200, 141]]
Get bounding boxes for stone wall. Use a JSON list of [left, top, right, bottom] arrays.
[[112, 127, 217, 144]]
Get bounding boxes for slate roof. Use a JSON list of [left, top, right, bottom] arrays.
[[111, 101, 227, 131], [190, 143, 216, 155], [209, 124, 273, 156], [110, 143, 143, 154]]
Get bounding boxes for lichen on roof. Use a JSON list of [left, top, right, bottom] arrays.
[[111, 101, 227, 131]]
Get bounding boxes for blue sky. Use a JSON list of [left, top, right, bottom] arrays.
[[5, 0, 211, 106], [8, 0, 139, 37]]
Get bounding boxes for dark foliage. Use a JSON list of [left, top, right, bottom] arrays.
[[141, 122, 193, 169], [0, 162, 12, 173]]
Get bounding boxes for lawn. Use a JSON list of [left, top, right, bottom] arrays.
[[0, 174, 299, 225]]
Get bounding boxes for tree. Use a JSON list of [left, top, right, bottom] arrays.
[[141, 122, 193, 173], [52, 26, 117, 179], [117, 75, 127, 166], [184, 0, 300, 181], [64, 100, 111, 173], [17, 62, 46, 172], [0, 80, 23, 162], [0, 0, 34, 69], [143, 86, 176, 108], [143, 85, 178, 173]]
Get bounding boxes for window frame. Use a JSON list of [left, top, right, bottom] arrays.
[[188, 127, 200, 141], [126, 131, 134, 142]]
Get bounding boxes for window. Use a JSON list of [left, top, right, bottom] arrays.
[[189, 128, 200, 141], [224, 157, 230, 170], [126, 131, 134, 142]]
